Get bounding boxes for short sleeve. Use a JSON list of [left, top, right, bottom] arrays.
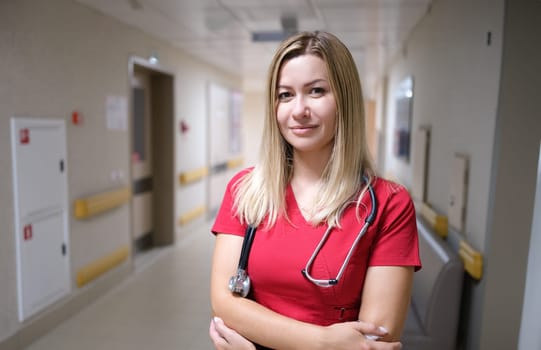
[[369, 184, 421, 270], [210, 169, 251, 237]]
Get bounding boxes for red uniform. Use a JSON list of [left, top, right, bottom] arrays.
[[212, 169, 421, 326]]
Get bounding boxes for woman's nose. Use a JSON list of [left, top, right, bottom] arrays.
[[292, 96, 309, 119]]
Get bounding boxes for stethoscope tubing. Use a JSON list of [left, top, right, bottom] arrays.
[[238, 225, 257, 270], [229, 176, 377, 295], [302, 178, 377, 286]]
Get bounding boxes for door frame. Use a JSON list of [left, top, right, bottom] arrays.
[[128, 56, 176, 252]]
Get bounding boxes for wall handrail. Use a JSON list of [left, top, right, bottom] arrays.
[[76, 245, 130, 287], [458, 240, 483, 280], [179, 166, 208, 185], [178, 205, 206, 225], [418, 202, 448, 238], [226, 156, 244, 169], [418, 201, 483, 280], [74, 186, 131, 219]]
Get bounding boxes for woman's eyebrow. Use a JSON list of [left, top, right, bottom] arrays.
[[277, 78, 328, 89], [304, 78, 327, 87]]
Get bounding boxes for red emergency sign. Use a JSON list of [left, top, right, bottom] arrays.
[[20, 128, 30, 144], [23, 224, 33, 241]]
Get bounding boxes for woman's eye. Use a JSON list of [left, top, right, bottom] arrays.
[[278, 91, 292, 101], [310, 87, 325, 95]]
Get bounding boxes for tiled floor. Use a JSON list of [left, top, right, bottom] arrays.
[[25, 221, 216, 350]]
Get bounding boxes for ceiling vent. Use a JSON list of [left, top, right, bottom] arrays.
[[251, 14, 298, 42]]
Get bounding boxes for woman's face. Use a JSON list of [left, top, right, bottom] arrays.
[[276, 54, 337, 157]]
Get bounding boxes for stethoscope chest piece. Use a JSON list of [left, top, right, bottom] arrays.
[[228, 269, 251, 298], [228, 225, 257, 297]]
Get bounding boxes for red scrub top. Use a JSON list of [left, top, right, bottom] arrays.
[[212, 169, 421, 326]]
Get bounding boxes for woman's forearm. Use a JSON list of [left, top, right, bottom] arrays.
[[211, 285, 326, 349], [210, 235, 391, 350], [210, 234, 327, 349]]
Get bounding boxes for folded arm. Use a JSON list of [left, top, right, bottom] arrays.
[[210, 233, 404, 350], [358, 265, 414, 341]]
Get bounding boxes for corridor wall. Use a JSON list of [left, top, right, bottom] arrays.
[[0, 0, 240, 347], [379, 0, 541, 349], [379, 1, 503, 348]]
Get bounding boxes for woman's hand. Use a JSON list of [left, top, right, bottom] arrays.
[[322, 321, 402, 350], [210, 316, 256, 350]]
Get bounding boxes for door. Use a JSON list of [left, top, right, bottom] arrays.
[[10, 117, 70, 322], [131, 68, 154, 251], [130, 60, 175, 250]]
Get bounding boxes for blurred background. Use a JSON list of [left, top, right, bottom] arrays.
[[0, 1, 540, 349]]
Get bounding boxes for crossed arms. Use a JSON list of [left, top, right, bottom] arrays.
[[210, 233, 413, 350]]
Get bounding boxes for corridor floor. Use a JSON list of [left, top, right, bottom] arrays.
[[26, 221, 216, 350]]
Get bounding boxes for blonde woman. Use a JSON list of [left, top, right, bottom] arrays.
[[210, 31, 420, 350]]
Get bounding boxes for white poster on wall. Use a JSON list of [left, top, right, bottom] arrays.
[[209, 83, 230, 165], [106, 95, 127, 131]]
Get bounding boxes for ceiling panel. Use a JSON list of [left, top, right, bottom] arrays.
[[74, 0, 432, 97]]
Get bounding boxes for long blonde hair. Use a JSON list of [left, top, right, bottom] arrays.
[[234, 31, 374, 228]]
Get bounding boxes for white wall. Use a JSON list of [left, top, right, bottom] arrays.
[[0, 0, 240, 344], [241, 89, 266, 168], [518, 141, 541, 349], [383, 0, 504, 249], [479, 1, 541, 348], [380, 0, 504, 349], [381, 0, 541, 349]]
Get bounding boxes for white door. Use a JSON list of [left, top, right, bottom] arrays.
[[10, 117, 70, 322]]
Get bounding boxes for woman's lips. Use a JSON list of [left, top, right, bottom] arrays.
[[290, 125, 318, 135]]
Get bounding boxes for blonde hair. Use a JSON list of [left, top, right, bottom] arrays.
[[234, 31, 374, 228]]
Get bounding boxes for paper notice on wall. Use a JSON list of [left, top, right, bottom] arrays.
[[106, 95, 127, 131]]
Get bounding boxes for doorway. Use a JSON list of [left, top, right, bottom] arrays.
[[129, 58, 175, 254]]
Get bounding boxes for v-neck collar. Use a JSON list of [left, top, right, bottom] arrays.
[[286, 183, 314, 226]]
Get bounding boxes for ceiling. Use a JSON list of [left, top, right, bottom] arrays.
[[75, 0, 432, 97]]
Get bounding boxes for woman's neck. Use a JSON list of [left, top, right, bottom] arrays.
[[289, 149, 332, 219], [291, 149, 331, 185]]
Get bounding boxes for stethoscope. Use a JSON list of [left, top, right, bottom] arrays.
[[229, 176, 377, 297]]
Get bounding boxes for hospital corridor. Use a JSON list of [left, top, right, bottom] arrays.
[[1, 1, 541, 350], [23, 221, 216, 350]]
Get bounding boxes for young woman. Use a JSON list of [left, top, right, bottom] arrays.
[[209, 31, 421, 350]]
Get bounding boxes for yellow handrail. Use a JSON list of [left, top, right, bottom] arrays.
[[74, 187, 131, 219], [76, 245, 130, 287], [419, 202, 448, 239], [179, 166, 208, 185], [418, 201, 483, 280], [458, 240, 483, 280], [227, 157, 244, 169], [178, 205, 206, 225]]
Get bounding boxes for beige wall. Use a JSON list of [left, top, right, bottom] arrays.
[[379, 0, 541, 349], [382, 0, 504, 249], [380, 1, 505, 348], [241, 89, 266, 168], [480, 1, 541, 348], [0, 0, 239, 344]]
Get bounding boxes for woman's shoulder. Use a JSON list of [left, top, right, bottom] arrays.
[[227, 166, 255, 189], [372, 176, 413, 202], [230, 166, 254, 181], [371, 176, 417, 227]]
